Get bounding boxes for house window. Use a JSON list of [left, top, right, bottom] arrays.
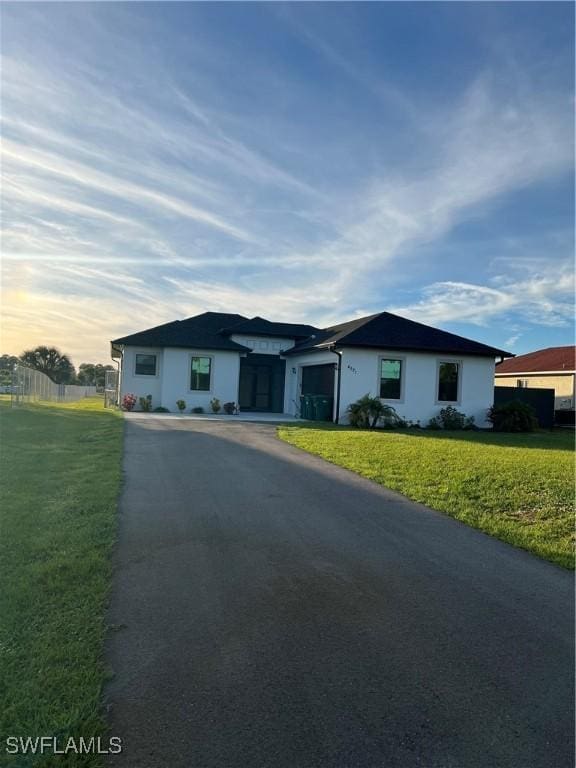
[[438, 362, 459, 402], [135, 354, 156, 376], [380, 359, 402, 399], [517, 379, 529, 388], [190, 356, 212, 391]]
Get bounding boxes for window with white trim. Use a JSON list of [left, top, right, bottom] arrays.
[[380, 359, 402, 399], [437, 361, 459, 402], [190, 356, 212, 391]]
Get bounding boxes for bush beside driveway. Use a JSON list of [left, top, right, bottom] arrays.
[[278, 425, 574, 568]]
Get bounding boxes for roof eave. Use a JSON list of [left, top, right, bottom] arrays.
[[327, 341, 513, 357], [110, 342, 123, 360], [283, 345, 327, 356], [495, 369, 576, 376], [110, 340, 251, 353]]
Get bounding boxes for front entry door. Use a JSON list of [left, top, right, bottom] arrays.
[[239, 364, 271, 411], [239, 354, 286, 412]]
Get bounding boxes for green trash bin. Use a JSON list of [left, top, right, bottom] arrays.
[[307, 395, 316, 420], [314, 396, 334, 422], [300, 394, 311, 419], [308, 394, 319, 421]]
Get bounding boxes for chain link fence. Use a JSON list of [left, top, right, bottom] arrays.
[[10, 364, 98, 406]]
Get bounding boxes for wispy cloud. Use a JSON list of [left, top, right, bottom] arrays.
[[0, 3, 572, 362], [3, 138, 255, 243], [504, 333, 522, 349], [391, 270, 575, 329]]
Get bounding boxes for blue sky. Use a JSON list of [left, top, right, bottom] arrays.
[[1, 1, 574, 364]]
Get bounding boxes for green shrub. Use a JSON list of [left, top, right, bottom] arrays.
[[487, 400, 538, 432], [346, 394, 403, 429], [426, 406, 475, 430], [139, 394, 152, 412], [191, 406, 204, 414], [223, 402, 236, 415], [153, 406, 170, 413], [176, 399, 186, 413], [439, 405, 466, 429], [210, 397, 221, 413]]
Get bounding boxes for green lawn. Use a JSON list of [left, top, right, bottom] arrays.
[[278, 425, 575, 569], [0, 398, 123, 767]]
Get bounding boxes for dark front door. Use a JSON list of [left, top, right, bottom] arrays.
[[239, 364, 271, 411], [239, 354, 286, 412]]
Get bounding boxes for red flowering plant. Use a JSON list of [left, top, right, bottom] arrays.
[[122, 393, 137, 411]]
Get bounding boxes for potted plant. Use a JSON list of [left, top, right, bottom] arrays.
[[210, 397, 221, 413], [176, 399, 186, 414]]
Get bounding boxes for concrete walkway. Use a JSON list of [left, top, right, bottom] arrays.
[[125, 411, 304, 423], [105, 418, 574, 768]]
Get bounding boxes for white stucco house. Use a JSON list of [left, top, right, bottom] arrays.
[[111, 311, 511, 426]]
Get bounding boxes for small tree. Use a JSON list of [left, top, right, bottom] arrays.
[[176, 399, 186, 413], [210, 397, 221, 413], [78, 363, 115, 387], [346, 394, 403, 429], [0, 355, 19, 387]]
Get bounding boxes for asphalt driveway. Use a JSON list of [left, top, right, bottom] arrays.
[[105, 417, 574, 768]]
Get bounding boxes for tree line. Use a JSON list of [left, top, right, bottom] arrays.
[[0, 347, 115, 387]]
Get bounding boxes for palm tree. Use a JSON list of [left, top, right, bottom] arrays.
[[19, 346, 76, 384]]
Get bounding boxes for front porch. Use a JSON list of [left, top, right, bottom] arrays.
[[239, 353, 286, 413]]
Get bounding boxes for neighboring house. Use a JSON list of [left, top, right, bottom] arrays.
[[111, 311, 510, 425], [495, 346, 576, 411]]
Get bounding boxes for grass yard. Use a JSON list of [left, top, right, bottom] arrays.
[[278, 425, 575, 569], [0, 398, 123, 767]]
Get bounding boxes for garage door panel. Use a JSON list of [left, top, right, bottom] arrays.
[[301, 364, 335, 396]]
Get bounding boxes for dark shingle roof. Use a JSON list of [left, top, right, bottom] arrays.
[[222, 316, 321, 339], [112, 312, 251, 351], [495, 346, 575, 374], [112, 310, 512, 359], [285, 311, 511, 358]]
